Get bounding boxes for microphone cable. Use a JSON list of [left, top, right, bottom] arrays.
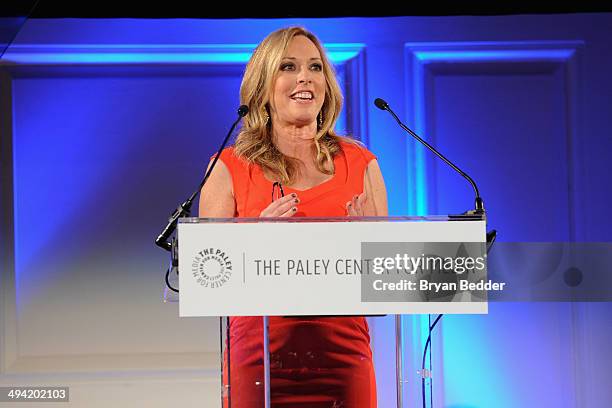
[[422, 314, 443, 408]]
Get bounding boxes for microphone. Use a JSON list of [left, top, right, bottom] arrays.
[[155, 104, 249, 251], [374, 98, 389, 111], [374, 97, 484, 215], [238, 104, 249, 117]]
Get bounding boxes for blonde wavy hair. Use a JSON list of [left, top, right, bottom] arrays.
[[234, 26, 354, 185]]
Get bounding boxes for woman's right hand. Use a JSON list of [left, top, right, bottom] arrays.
[[259, 193, 300, 217]]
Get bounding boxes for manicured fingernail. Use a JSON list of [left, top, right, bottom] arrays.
[[294, 198, 299, 203], [292, 207, 297, 212], [291, 193, 297, 198], [347, 203, 352, 207]]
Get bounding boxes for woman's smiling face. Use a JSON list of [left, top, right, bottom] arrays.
[[269, 35, 326, 128]]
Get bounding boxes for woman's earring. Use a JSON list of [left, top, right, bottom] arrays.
[[263, 111, 269, 125], [318, 112, 323, 128]]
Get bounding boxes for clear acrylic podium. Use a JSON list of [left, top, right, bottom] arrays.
[[174, 215, 487, 408]]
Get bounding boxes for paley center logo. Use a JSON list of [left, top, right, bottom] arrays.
[[191, 248, 233, 288]]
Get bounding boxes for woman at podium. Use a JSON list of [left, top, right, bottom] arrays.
[[200, 26, 388, 408]]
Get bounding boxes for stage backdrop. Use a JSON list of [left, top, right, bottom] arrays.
[[1, 14, 612, 408]]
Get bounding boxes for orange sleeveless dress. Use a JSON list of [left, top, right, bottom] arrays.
[[216, 141, 378, 408]]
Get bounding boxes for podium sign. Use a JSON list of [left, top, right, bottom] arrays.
[[178, 216, 488, 316]]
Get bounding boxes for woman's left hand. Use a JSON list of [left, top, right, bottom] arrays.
[[346, 192, 368, 216]]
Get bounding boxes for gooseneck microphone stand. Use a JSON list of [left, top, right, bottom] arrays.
[[374, 97, 485, 215], [375, 97, 496, 408], [155, 105, 249, 292]]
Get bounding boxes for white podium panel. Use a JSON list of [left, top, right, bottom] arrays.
[[178, 216, 488, 316]]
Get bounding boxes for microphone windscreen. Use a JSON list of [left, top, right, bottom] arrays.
[[374, 98, 389, 111], [238, 105, 249, 117]]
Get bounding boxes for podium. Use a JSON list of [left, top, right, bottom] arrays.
[[177, 215, 488, 408]]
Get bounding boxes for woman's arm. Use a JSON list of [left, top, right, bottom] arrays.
[[362, 159, 388, 216], [198, 159, 236, 218], [346, 159, 388, 216]]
